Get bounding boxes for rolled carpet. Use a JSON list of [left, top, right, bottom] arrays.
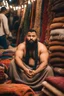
[[52, 17, 64, 23], [49, 41, 64, 46], [50, 22, 64, 30], [0, 84, 35, 96], [49, 46, 64, 52]]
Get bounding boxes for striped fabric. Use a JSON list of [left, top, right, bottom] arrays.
[[49, 41, 64, 46], [50, 22, 64, 30], [50, 35, 64, 41], [52, 17, 64, 23], [50, 29, 64, 36], [34, 0, 43, 37]]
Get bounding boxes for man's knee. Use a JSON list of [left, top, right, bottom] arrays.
[[46, 65, 54, 76]]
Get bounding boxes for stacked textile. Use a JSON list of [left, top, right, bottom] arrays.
[[42, 1, 64, 96], [48, 0, 64, 76], [0, 51, 14, 68], [0, 51, 15, 83], [49, 19, 64, 76], [0, 64, 8, 83], [42, 77, 64, 96], [0, 84, 35, 96]]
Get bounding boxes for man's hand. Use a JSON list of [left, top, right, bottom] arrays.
[[24, 69, 36, 78], [26, 70, 36, 78], [9, 32, 12, 37], [29, 70, 36, 77], [24, 68, 31, 78]]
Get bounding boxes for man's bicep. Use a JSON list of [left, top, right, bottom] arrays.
[[40, 51, 49, 63], [15, 50, 23, 59]]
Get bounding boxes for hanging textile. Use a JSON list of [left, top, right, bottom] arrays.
[[30, 0, 36, 29], [16, 8, 26, 45], [22, 4, 32, 36], [40, 0, 49, 43], [34, 0, 43, 38]]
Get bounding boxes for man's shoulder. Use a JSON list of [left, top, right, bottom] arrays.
[[0, 13, 6, 17], [38, 42, 45, 46], [17, 42, 25, 49], [38, 42, 47, 50], [0, 13, 7, 20]]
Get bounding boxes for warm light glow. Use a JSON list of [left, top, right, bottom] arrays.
[[22, 5, 24, 8], [6, 6, 9, 9], [31, 0, 35, 2], [3, 0, 6, 5], [16, 6, 18, 10], [10, 5, 12, 8], [28, 0, 31, 4], [9, 0, 12, 2], [18, 6, 21, 9], [24, 4, 27, 8], [13, 7, 16, 11]]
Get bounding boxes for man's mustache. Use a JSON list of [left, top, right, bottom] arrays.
[[29, 39, 34, 42]]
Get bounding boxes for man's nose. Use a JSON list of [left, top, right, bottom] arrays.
[[30, 36, 33, 39]]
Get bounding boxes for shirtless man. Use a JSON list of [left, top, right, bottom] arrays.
[[8, 29, 54, 90]]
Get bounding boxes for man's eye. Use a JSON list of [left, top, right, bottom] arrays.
[[28, 35, 31, 37], [32, 35, 35, 37]]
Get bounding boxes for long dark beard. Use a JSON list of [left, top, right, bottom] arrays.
[[26, 39, 37, 50], [25, 39, 38, 70]]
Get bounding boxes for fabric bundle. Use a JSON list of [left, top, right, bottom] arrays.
[[0, 66, 5, 82], [48, 0, 64, 76], [41, 1, 64, 96], [0, 64, 8, 83], [0, 84, 35, 96], [42, 77, 64, 96], [40, 0, 49, 43], [30, 0, 36, 29], [34, 0, 43, 37], [49, 28, 64, 75]]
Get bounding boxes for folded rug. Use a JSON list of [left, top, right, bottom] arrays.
[[0, 84, 35, 96], [50, 22, 64, 30], [52, 17, 64, 23], [52, 0, 64, 6], [0, 51, 15, 59], [50, 35, 64, 41], [49, 57, 64, 63], [53, 67, 64, 76], [49, 52, 64, 58], [50, 63, 64, 68], [45, 76, 64, 92], [49, 0, 64, 5], [0, 59, 11, 68], [51, 2, 64, 12], [55, 12, 64, 17], [50, 28, 64, 36], [0, 64, 8, 84], [49, 46, 64, 52], [49, 41, 64, 46]]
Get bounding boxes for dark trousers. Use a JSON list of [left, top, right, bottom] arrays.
[[0, 35, 8, 49]]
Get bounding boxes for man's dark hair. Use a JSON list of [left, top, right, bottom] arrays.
[[1, 7, 7, 13], [27, 29, 37, 34]]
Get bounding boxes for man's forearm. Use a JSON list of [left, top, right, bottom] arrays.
[[15, 57, 28, 71], [35, 62, 47, 74]]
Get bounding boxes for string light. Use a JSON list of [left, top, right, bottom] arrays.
[[24, 4, 27, 8], [0, 0, 36, 11], [10, 5, 12, 8], [28, 0, 31, 4], [22, 5, 24, 8], [18, 6, 21, 9]]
